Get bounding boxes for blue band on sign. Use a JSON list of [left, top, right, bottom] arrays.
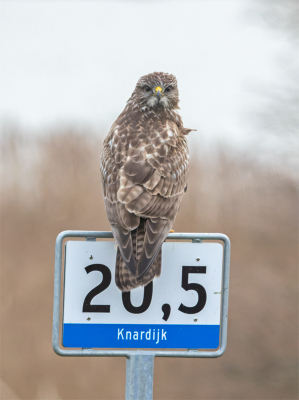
[[63, 324, 220, 349]]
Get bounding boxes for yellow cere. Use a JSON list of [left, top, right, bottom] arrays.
[[155, 86, 163, 93]]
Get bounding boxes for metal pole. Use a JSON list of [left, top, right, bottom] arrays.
[[125, 353, 155, 400]]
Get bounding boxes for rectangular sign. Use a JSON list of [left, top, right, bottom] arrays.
[[62, 241, 223, 350]]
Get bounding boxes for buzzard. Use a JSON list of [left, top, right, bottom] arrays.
[[101, 72, 194, 291]]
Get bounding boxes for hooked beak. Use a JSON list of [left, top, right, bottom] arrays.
[[155, 86, 163, 101]]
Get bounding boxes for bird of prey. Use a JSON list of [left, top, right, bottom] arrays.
[[101, 72, 194, 291]]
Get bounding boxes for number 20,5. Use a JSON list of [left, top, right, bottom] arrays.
[[82, 264, 207, 315]]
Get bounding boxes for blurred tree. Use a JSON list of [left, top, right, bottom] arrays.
[[251, 0, 299, 174], [258, 0, 299, 42]]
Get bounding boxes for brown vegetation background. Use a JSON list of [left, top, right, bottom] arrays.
[[0, 126, 297, 399]]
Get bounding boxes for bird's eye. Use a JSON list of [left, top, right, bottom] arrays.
[[144, 86, 151, 93], [165, 86, 173, 93]]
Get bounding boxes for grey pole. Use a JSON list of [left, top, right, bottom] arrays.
[[125, 352, 155, 400]]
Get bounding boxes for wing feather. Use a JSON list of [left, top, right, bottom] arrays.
[[101, 108, 189, 289]]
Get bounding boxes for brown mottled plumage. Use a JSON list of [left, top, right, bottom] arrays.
[[100, 72, 194, 291]]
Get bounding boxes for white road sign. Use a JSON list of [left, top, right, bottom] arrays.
[[62, 240, 223, 349]]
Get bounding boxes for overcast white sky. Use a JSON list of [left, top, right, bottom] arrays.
[[0, 0, 288, 148]]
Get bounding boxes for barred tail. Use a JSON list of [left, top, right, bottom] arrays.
[[115, 218, 162, 292]]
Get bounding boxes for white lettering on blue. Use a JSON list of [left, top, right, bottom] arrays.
[[118, 328, 167, 343]]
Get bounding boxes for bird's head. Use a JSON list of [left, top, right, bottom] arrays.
[[131, 72, 179, 110]]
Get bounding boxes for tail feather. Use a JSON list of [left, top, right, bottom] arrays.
[[115, 218, 162, 292], [115, 248, 137, 291]]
